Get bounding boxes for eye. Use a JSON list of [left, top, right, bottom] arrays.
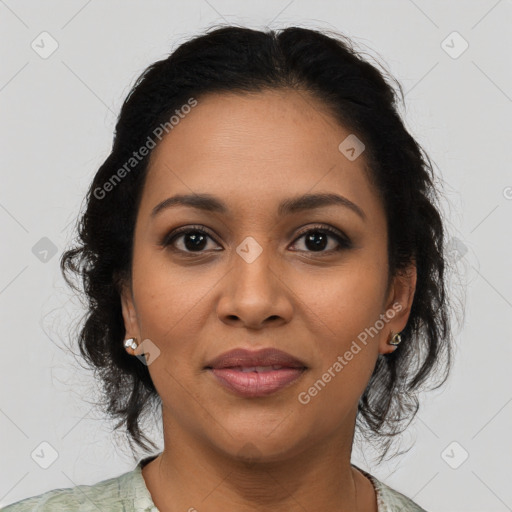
[[161, 224, 352, 256], [161, 225, 221, 254], [290, 225, 352, 254]]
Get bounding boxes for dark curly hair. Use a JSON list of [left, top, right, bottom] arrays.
[[60, 24, 454, 462]]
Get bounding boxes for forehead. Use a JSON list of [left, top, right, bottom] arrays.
[[139, 89, 383, 223]]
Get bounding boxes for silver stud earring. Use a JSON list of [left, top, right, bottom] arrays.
[[388, 332, 402, 346], [124, 337, 138, 350]]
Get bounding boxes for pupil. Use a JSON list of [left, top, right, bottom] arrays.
[[306, 231, 327, 251], [185, 232, 207, 251]]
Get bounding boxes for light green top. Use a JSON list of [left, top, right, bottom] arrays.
[[1, 454, 427, 511]]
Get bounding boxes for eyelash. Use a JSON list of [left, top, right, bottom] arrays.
[[161, 224, 352, 256]]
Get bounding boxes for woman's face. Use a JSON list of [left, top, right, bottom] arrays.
[[121, 89, 416, 461]]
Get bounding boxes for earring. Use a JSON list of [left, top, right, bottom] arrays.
[[388, 332, 402, 346], [124, 337, 138, 350]]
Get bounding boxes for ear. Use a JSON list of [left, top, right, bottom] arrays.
[[119, 279, 140, 353], [379, 262, 417, 355]]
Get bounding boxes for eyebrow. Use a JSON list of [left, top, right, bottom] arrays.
[[151, 192, 366, 221]]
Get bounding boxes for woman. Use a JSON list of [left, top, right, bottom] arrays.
[[3, 25, 452, 511]]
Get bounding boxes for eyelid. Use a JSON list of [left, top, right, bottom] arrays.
[[293, 223, 349, 241]]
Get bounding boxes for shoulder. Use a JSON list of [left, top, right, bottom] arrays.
[[374, 480, 428, 512], [354, 465, 429, 512], [0, 466, 144, 512]]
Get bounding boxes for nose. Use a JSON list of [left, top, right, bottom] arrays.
[[216, 243, 293, 330]]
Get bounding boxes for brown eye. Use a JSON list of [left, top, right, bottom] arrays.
[[162, 226, 221, 253], [290, 225, 352, 254]]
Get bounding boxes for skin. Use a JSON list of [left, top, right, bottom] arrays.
[[120, 88, 417, 512]]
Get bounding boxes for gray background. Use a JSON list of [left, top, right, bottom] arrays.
[[1, 1, 511, 510]]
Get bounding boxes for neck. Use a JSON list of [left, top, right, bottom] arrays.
[[141, 409, 375, 512]]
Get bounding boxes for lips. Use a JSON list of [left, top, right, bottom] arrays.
[[204, 347, 307, 370], [204, 348, 307, 398]]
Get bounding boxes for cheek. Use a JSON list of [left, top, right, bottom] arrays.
[[131, 247, 213, 337], [130, 257, 222, 400], [130, 272, 204, 407], [293, 257, 387, 401], [298, 255, 388, 340]]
